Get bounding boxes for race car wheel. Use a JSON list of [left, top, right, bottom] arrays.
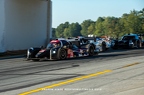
[[102, 42, 106, 51], [58, 48, 67, 60], [88, 46, 95, 56]]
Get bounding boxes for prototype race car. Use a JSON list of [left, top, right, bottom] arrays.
[[111, 34, 143, 49], [94, 37, 111, 52], [67, 37, 99, 54], [87, 35, 111, 52], [27, 38, 98, 61]]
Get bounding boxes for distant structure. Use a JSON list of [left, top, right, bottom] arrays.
[[0, 0, 52, 52]]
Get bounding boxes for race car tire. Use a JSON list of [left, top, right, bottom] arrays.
[[57, 48, 67, 60], [88, 46, 95, 56], [137, 41, 141, 48], [102, 42, 106, 51]]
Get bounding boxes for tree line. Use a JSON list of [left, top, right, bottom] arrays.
[[52, 8, 144, 39]]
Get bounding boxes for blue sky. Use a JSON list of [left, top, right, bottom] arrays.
[[52, 0, 144, 28]]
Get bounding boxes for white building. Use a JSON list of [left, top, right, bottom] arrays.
[[0, 0, 52, 52]]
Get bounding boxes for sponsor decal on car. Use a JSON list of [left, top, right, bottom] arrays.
[[67, 49, 74, 58], [39, 49, 46, 53]]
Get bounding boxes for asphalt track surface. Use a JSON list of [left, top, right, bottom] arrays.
[[0, 48, 144, 95]]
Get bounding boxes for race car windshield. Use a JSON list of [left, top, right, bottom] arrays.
[[46, 42, 61, 49]]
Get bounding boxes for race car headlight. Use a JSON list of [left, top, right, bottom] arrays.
[[52, 50, 56, 54], [51, 49, 57, 54]]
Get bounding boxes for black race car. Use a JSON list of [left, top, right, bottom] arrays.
[[111, 34, 142, 49], [27, 38, 98, 61]]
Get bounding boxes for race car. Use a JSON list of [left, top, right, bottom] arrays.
[[27, 38, 98, 61], [67, 37, 99, 55], [94, 37, 111, 52], [111, 34, 143, 49], [87, 35, 111, 52]]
